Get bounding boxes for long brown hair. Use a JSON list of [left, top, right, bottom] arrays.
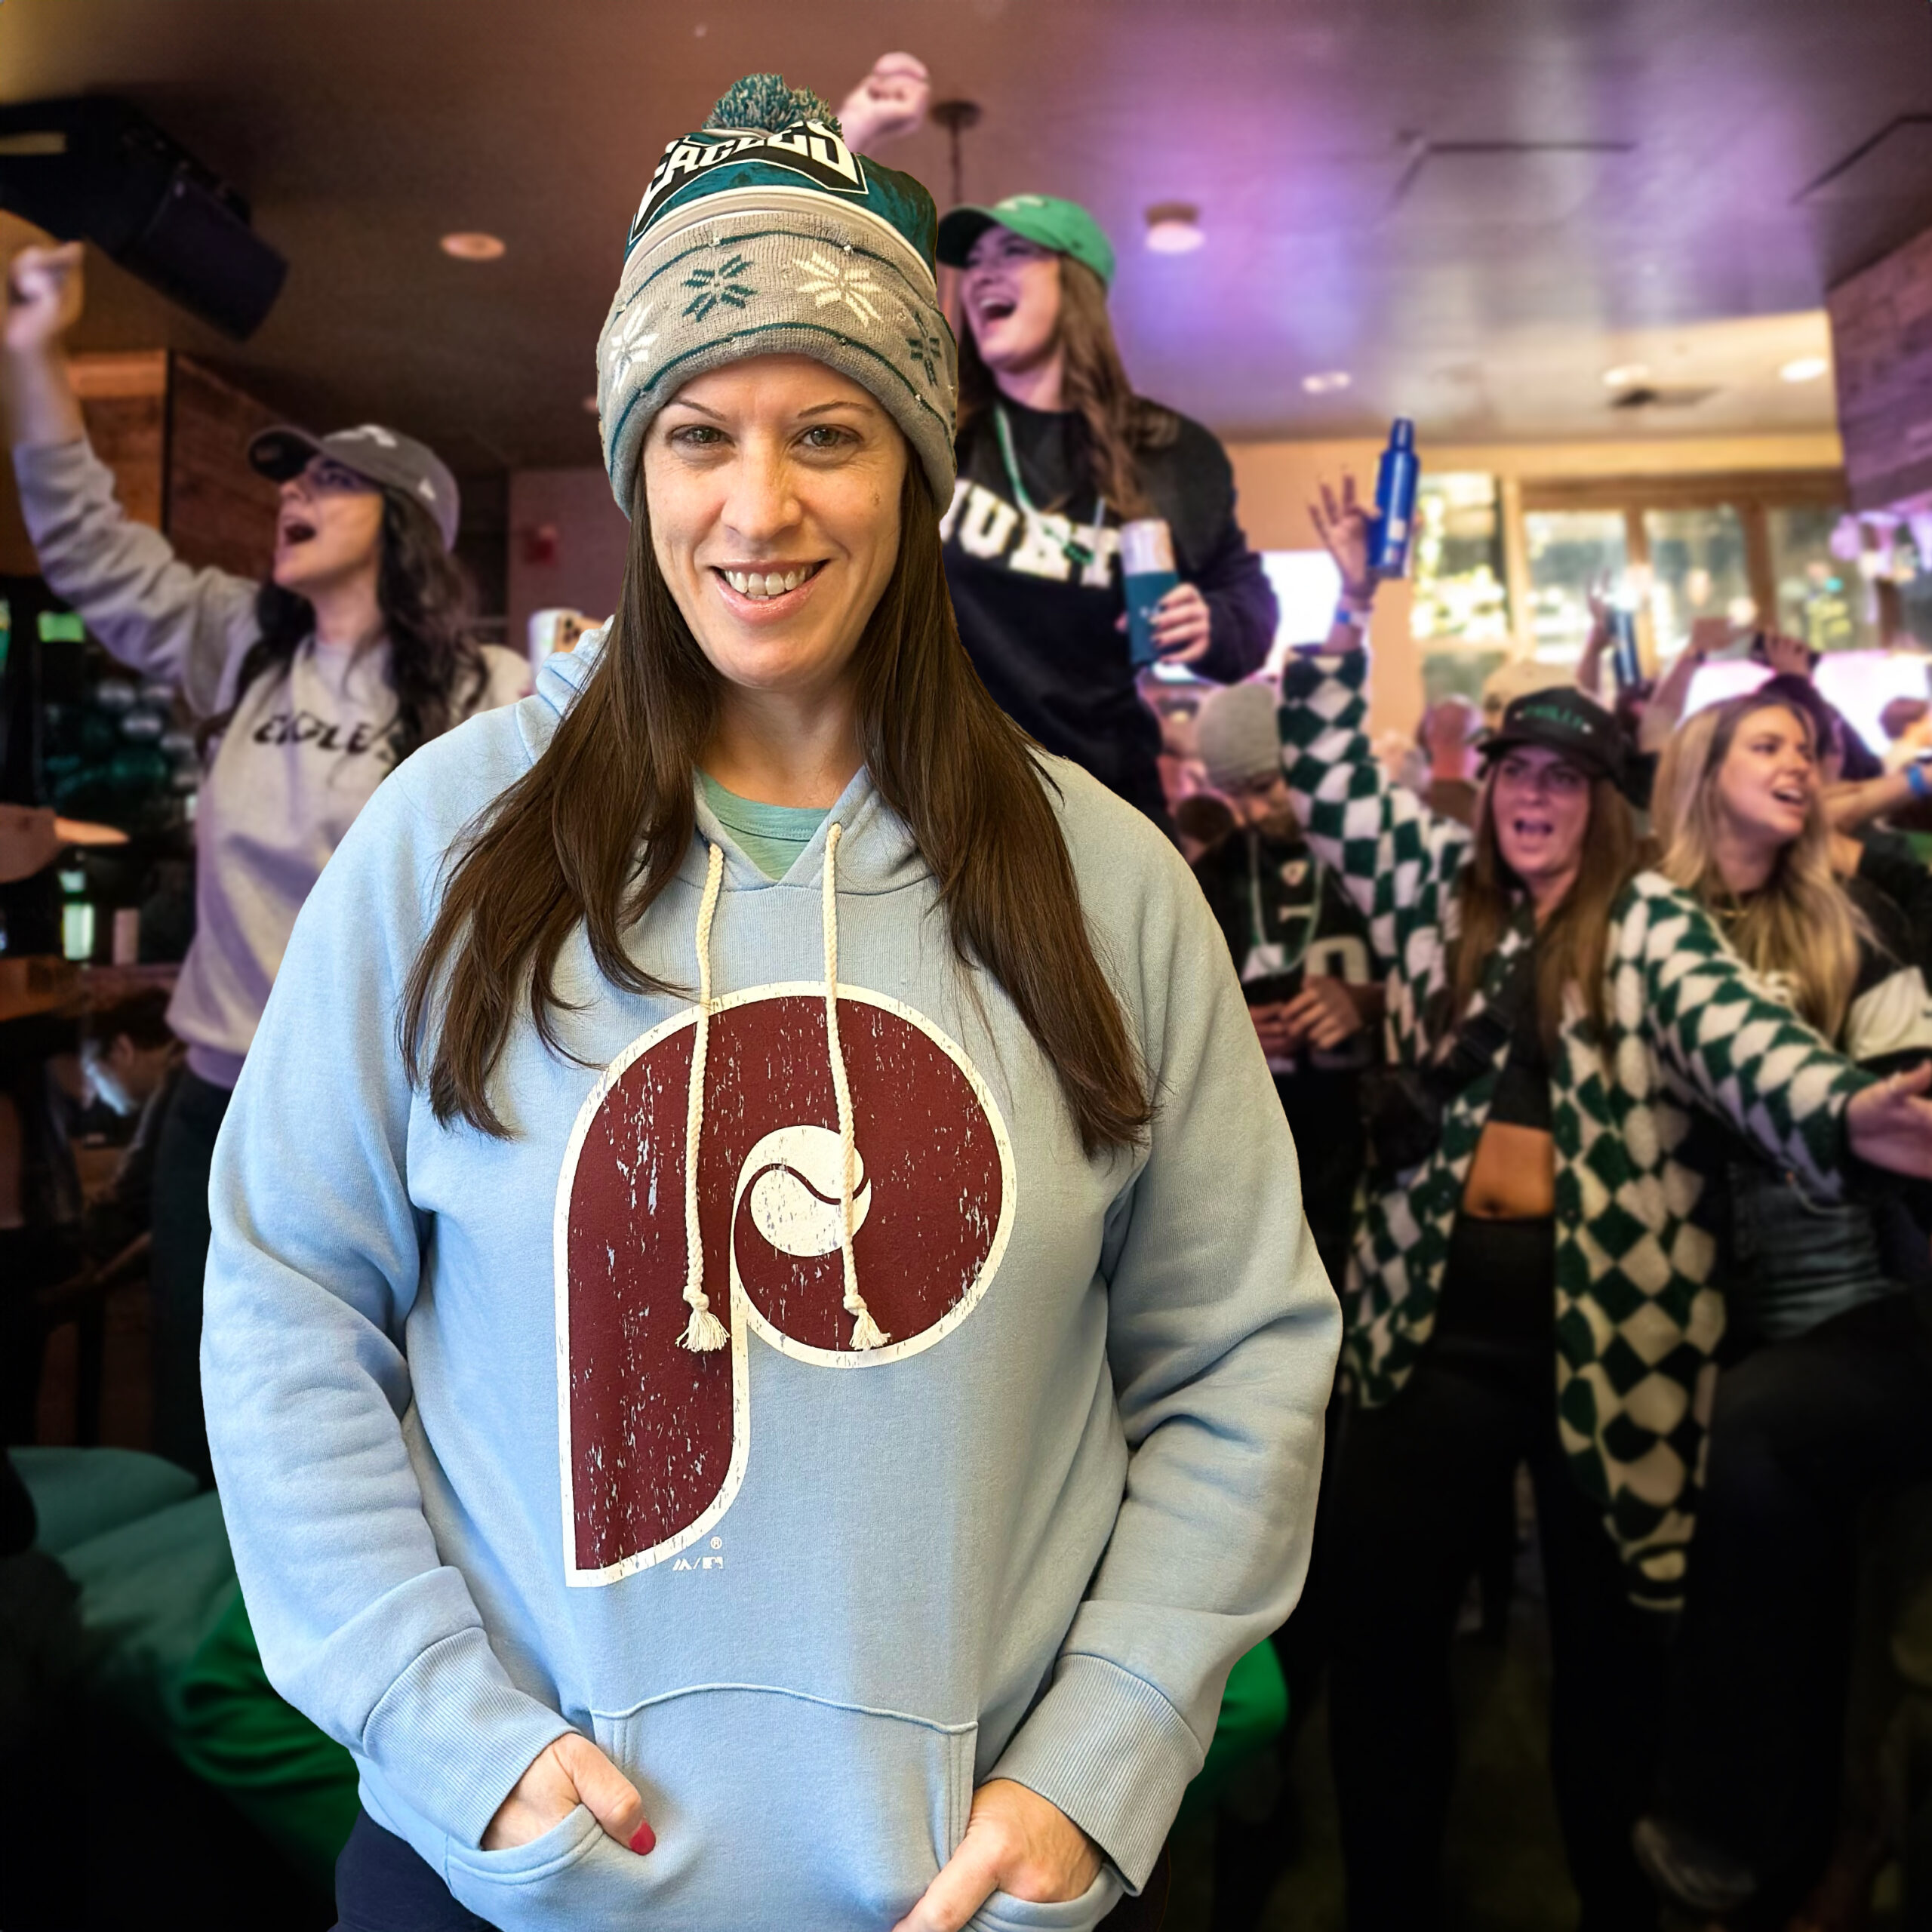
[[401, 454, 1152, 1155], [1653, 696, 1866, 1041], [202, 491, 485, 760], [957, 256, 1178, 520], [1451, 769, 1639, 1046]]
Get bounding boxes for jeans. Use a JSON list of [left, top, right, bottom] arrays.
[[149, 1067, 230, 1484], [1327, 1330, 1665, 1931], [1656, 1295, 1932, 1890]]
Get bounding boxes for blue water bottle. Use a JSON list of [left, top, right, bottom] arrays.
[[1368, 418, 1420, 579]]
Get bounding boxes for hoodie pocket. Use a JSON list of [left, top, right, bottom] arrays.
[[443, 1802, 620, 1930], [452, 1684, 977, 1930], [967, 1867, 1126, 1932]]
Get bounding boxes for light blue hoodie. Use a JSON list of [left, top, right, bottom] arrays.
[[203, 635, 1339, 1932]]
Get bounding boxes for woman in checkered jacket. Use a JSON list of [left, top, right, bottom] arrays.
[[1287, 477, 1932, 1932], [1633, 691, 1932, 1924]]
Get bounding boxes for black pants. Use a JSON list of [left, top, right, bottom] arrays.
[[1656, 1294, 1932, 1890], [336, 1811, 496, 1931], [149, 1066, 230, 1485], [1327, 1332, 1665, 1931]]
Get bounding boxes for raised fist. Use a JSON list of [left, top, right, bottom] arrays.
[[4, 242, 85, 356], [838, 53, 931, 150]]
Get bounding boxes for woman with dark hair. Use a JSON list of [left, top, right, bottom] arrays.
[[936, 195, 1278, 830], [201, 78, 1336, 1932], [1289, 481, 1932, 1932], [1632, 694, 1932, 1924], [2, 243, 531, 1480]]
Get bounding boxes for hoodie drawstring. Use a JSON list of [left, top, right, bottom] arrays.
[[675, 825, 887, 1355], [676, 840, 729, 1352], [823, 823, 888, 1352]]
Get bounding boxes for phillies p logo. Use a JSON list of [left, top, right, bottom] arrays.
[[553, 983, 1015, 1586]]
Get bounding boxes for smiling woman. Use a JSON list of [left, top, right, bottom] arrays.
[[200, 72, 1340, 1932], [934, 194, 1280, 831]]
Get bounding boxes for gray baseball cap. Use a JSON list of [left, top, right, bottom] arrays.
[[248, 423, 460, 552]]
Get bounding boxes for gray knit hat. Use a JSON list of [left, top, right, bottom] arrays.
[[595, 74, 957, 515], [1196, 681, 1284, 789]]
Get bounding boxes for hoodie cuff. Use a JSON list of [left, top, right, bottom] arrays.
[[989, 1653, 1204, 1891], [360, 1627, 577, 1850]]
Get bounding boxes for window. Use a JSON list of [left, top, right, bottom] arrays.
[[1643, 506, 1753, 656], [1523, 509, 1626, 661], [1412, 474, 1511, 646], [1766, 506, 1878, 654]]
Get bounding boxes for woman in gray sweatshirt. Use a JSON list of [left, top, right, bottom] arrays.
[[2, 244, 530, 1479]]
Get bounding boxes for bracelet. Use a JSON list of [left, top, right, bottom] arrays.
[[1335, 601, 1371, 629], [1908, 761, 1930, 801]]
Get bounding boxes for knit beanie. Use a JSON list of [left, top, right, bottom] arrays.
[[1195, 682, 1284, 790], [595, 74, 958, 516]]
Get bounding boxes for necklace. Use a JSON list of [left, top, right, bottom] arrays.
[[992, 405, 1109, 572]]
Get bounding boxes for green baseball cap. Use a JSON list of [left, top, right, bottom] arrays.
[[937, 194, 1115, 289]]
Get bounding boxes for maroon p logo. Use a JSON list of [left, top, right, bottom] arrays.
[[554, 986, 1014, 1585]]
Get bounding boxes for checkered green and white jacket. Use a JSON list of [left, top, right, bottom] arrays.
[[1278, 650, 1873, 1608]]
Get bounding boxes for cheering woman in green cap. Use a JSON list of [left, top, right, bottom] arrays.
[[937, 195, 1278, 832]]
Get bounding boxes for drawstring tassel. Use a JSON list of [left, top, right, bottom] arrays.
[[679, 1299, 729, 1355], [823, 823, 890, 1353], [678, 841, 730, 1354], [845, 1303, 890, 1352]]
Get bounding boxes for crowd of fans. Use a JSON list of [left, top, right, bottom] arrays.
[[5, 96, 1931, 1928], [1158, 485, 1932, 1928]]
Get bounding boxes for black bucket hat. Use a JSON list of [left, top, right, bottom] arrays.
[[1481, 685, 1625, 786]]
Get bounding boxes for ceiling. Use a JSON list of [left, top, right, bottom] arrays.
[[2, 0, 1928, 483]]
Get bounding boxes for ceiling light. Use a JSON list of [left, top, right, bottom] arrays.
[[1301, 371, 1352, 395], [1779, 355, 1829, 383], [1143, 202, 1204, 254], [440, 231, 506, 262], [1601, 362, 1649, 388], [583, 395, 600, 414]]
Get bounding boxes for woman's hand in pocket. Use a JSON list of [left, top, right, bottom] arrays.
[[893, 1777, 1102, 1930], [481, 1732, 656, 1857]]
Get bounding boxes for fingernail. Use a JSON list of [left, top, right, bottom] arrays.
[[629, 1820, 657, 1856]]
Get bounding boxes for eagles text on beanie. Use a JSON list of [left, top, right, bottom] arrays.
[[595, 74, 958, 515]]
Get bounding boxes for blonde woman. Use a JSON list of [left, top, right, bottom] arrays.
[[1635, 691, 1932, 1924]]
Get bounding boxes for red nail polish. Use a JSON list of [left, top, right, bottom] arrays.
[[629, 1820, 656, 1856]]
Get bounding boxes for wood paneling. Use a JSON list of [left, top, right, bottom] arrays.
[[165, 357, 281, 579], [1, 349, 278, 585], [1828, 223, 1932, 512]]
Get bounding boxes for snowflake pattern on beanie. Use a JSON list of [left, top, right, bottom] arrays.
[[595, 74, 957, 515]]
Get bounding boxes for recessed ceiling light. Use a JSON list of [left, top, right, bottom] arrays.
[[441, 232, 506, 262], [1779, 355, 1829, 383], [1601, 362, 1650, 388], [1144, 202, 1204, 254], [1302, 371, 1352, 395]]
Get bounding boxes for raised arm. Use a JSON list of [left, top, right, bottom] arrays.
[[5, 245, 258, 715], [1278, 472, 1469, 977], [1638, 620, 1723, 755], [1630, 878, 1932, 1189]]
